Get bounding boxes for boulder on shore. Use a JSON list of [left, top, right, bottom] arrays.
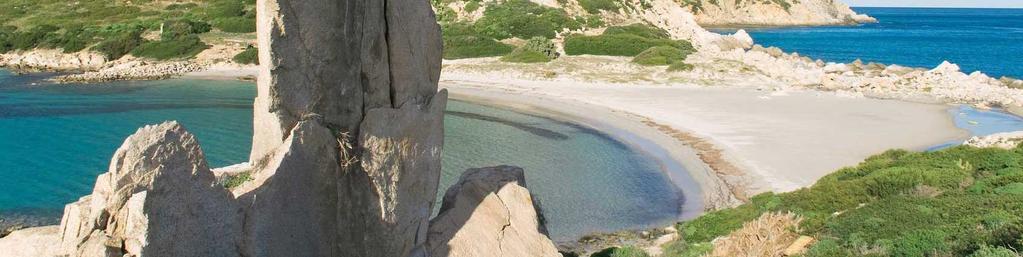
[[55, 121, 243, 257], [427, 166, 562, 257]]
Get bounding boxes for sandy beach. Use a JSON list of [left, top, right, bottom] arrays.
[[441, 74, 970, 200], [175, 64, 972, 208]]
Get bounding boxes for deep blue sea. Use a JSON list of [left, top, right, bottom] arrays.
[[0, 69, 682, 241], [716, 7, 1023, 78]]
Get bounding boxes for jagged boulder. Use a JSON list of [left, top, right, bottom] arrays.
[[238, 119, 341, 257], [427, 166, 561, 257], [55, 122, 243, 257]]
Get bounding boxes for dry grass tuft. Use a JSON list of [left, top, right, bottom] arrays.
[[709, 212, 804, 257]]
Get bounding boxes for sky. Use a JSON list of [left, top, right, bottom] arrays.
[[844, 0, 1023, 8]]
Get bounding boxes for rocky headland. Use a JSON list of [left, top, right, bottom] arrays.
[[689, 0, 876, 27]]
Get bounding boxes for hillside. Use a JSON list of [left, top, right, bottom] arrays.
[[0, 0, 257, 70]]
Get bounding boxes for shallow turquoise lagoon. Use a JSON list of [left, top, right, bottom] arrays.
[[0, 70, 681, 241]]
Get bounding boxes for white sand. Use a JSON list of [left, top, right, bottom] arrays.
[[442, 74, 969, 195]]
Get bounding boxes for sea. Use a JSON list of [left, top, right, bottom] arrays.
[[714, 7, 1023, 78]]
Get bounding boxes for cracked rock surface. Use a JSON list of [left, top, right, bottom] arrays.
[[427, 166, 562, 257]]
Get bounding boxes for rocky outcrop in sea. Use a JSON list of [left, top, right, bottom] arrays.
[[0, 0, 559, 256]]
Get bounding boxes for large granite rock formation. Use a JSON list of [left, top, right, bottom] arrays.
[[427, 166, 562, 257], [56, 122, 243, 257]]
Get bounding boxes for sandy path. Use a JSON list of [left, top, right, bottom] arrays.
[[442, 75, 969, 193]]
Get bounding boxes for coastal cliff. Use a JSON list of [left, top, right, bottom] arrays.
[[685, 0, 876, 27]]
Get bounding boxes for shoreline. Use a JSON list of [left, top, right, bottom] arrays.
[[443, 83, 745, 212], [446, 85, 719, 217], [440, 73, 971, 194]]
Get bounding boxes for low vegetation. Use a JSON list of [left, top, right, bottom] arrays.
[[441, 22, 515, 59], [590, 246, 651, 257], [578, 0, 621, 14], [0, 0, 256, 60], [659, 145, 1023, 257], [632, 46, 693, 66], [221, 171, 253, 189], [501, 37, 559, 63], [233, 45, 259, 64], [564, 24, 693, 57], [473, 0, 580, 40]]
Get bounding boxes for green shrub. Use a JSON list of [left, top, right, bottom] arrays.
[[443, 35, 513, 59], [969, 245, 1019, 257], [564, 24, 693, 57], [10, 25, 59, 50], [604, 23, 671, 39], [131, 35, 209, 60], [663, 145, 1023, 256], [995, 183, 1023, 195], [523, 37, 558, 59], [589, 246, 649, 257], [632, 46, 690, 66], [221, 172, 253, 188], [233, 45, 259, 64], [661, 241, 712, 257], [464, 1, 481, 13], [578, 0, 619, 14], [94, 30, 143, 60], [500, 48, 550, 63], [214, 17, 256, 33], [803, 239, 854, 257], [473, 0, 579, 39], [162, 19, 212, 40], [39, 27, 96, 53], [891, 229, 949, 257], [207, 0, 246, 19], [667, 62, 695, 72]]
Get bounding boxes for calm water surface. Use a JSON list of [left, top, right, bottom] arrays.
[[715, 7, 1023, 78], [0, 69, 681, 241]]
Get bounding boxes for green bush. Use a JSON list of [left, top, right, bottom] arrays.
[[667, 62, 695, 72], [995, 183, 1023, 195], [39, 27, 96, 53], [443, 35, 514, 59], [632, 46, 691, 66], [233, 45, 259, 64], [969, 245, 1019, 257], [565, 33, 690, 56], [162, 19, 212, 40], [221, 172, 253, 188], [473, 0, 579, 39], [207, 0, 246, 19], [94, 30, 143, 60], [891, 229, 948, 257], [604, 23, 671, 40], [500, 48, 551, 63], [803, 239, 854, 257], [131, 35, 209, 60], [662, 145, 1023, 256], [589, 246, 649, 257], [521, 37, 558, 59], [214, 17, 256, 33], [464, 1, 481, 13], [10, 25, 59, 50], [578, 0, 619, 14], [564, 24, 693, 57]]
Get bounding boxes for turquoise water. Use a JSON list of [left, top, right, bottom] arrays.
[[716, 7, 1023, 78], [0, 69, 681, 241]]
